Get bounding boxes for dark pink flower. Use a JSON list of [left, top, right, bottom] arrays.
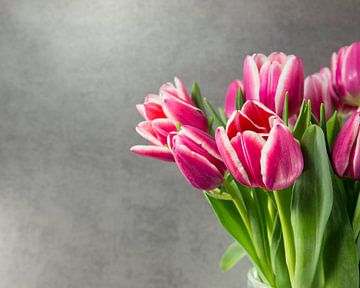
[[168, 126, 226, 190], [243, 52, 304, 117], [332, 109, 360, 180], [215, 100, 303, 190]]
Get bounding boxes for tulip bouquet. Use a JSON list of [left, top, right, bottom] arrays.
[[131, 42, 360, 288]]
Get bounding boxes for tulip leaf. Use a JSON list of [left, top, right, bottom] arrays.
[[351, 182, 360, 240], [321, 175, 359, 288], [218, 107, 227, 124], [219, 242, 246, 272], [203, 98, 226, 127], [236, 86, 244, 111], [292, 100, 311, 140], [282, 92, 289, 126], [270, 214, 291, 288], [191, 81, 206, 113], [205, 192, 273, 285], [326, 111, 342, 149], [291, 125, 333, 288]]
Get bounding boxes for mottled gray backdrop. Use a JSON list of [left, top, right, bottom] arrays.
[[0, 0, 360, 287]]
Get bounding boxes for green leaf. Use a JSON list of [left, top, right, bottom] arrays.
[[351, 181, 360, 240], [321, 175, 359, 288], [236, 86, 244, 111], [270, 215, 291, 288], [326, 111, 342, 149], [205, 193, 257, 261], [218, 107, 227, 124], [220, 242, 246, 272], [292, 100, 311, 140], [205, 192, 274, 286], [291, 125, 333, 288], [282, 92, 289, 125], [191, 82, 206, 112], [203, 98, 226, 127]]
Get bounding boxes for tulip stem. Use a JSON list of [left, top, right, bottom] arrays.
[[222, 180, 252, 236], [274, 189, 295, 286]]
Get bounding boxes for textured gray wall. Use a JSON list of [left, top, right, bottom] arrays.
[[0, 0, 360, 287]]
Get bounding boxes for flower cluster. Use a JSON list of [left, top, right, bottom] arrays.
[[131, 41, 360, 288]]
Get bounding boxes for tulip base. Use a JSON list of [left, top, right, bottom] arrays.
[[247, 267, 271, 288]]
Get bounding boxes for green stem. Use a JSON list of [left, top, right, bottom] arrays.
[[274, 189, 295, 286], [223, 180, 252, 235]]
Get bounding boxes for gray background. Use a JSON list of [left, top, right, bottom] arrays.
[[0, 0, 360, 287]]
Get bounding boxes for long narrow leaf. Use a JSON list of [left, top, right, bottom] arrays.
[[291, 125, 333, 288]]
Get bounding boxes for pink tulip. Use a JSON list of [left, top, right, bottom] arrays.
[[332, 109, 360, 180], [304, 67, 334, 121], [224, 80, 243, 118], [215, 100, 304, 190], [243, 52, 304, 117], [131, 77, 208, 161], [168, 126, 226, 190], [331, 42, 360, 106]]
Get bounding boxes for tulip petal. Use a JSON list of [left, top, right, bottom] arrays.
[[181, 126, 222, 160], [332, 112, 360, 176], [243, 56, 260, 102], [152, 119, 177, 145], [162, 95, 208, 131], [348, 131, 360, 179], [143, 102, 166, 120], [230, 132, 265, 187], [131, 145, 174, 162], [136, 121, 162, 146], [241, 101, 277, 130], [259, 61, 282, 112], [261, 123, 303, 190], [226, 110, 267, 139], [342, 42, 360, 104], [275, 56, 304, 116], [136, 104, 146, 119], [172, 144, 223, 190], [174, 77, 193, 104], [215, 127, 251, 186], [224, 80, 242, 118]]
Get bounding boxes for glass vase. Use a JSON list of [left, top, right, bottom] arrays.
[[247, 267, 271, 288]]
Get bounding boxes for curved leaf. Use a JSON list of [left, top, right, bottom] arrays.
[[220, 242, 246, 272], [291, 125, 333, 288]]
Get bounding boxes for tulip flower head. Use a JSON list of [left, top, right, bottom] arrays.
[[215, 100, 304, 190], [243, 52, 304, 117], [332, 109, 360, 180], [131, 77, 208, 161], [304, 67, 334, 121], [331, 42, 360, 106], [168, 126, 226, 190], [224, 80, 243, 118]]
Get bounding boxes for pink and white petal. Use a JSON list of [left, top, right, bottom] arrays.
[[259, 61, 282, 112], [342, 42, 360, 103], [167, 132, 178, 151], [304, 74, 323, 121], [215, 128, 251, 186], [348, 131, 360, 179], [241, 131, 266, 187], [174, 77, 193, 104], [268, 52, 287, 64], [241, 100, 278, 130], [253, 53, 267, 69], [136, 104, 147, 119], [162, 95, 208, 131], [152, 119, 177, 145], [130, 145, 174, 162], [275, 56, 304, 116], [136, 121, 162, 146], [332, 112, 360, 176], [145, 93, 161, 104], [143, 102, 166, 120], [243, 56, 261, 101], [180, 126, 221, 160], [172, 144, 223, 190], [224, 80, 242, 118], [261, 123, 303, 190]]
